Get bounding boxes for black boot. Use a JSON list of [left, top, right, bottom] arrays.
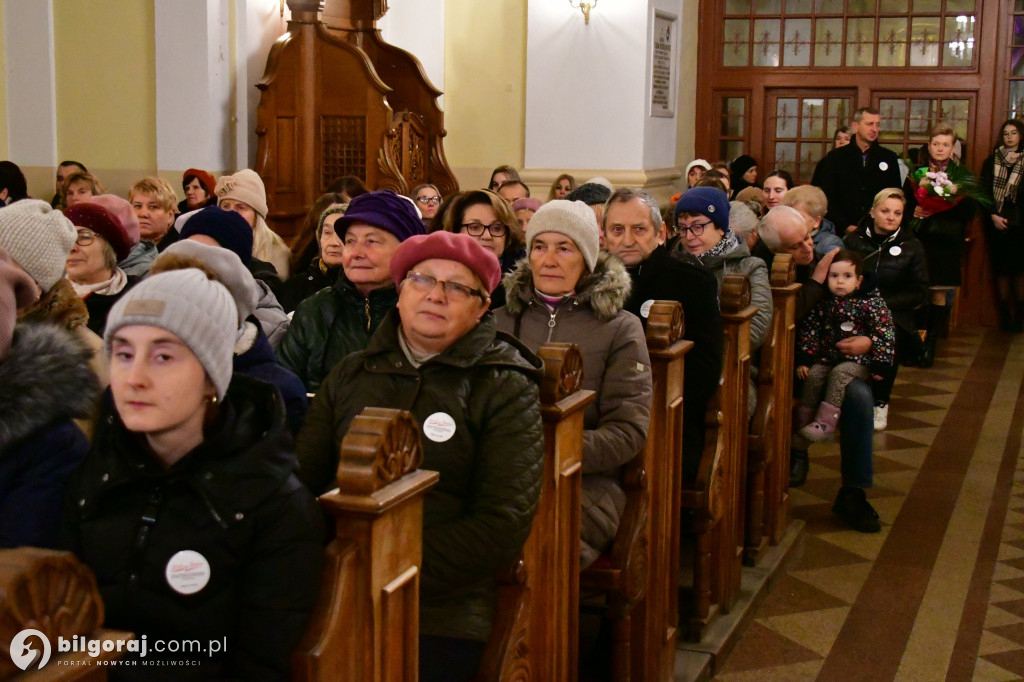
[[789, 450, 809, 488], [1000, 300, 1014, 332], [919, 304, 948, 368]]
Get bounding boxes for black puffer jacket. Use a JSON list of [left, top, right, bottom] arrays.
[[60, 376, 324, 680], [278, 274, 398, 392], [295, 309, 544, 643], [844, 227, 930, 333], [276, 258, 341, 313]]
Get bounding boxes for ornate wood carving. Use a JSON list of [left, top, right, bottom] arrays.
[[769, 252, 797, 287], [334, 407, 421, 494], [537, 343, 584, 405], [0, 548, 131, 678], [645, 300, 685, 349], [720, 273, 752, 312]]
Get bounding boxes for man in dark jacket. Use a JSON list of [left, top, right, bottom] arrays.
[[757, 206, 881, 533], [296, 231, 545, 682], [812, 107, 902, 234], [602, 188, 723, 479]]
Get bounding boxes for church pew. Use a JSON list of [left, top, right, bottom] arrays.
[[639, 302, 692, 680], [0, 548, 132, 679], [576, 302, 691, 681], [293, 407, 439, 681], [680, 273, 755, 641], [479, 343, 594, 682], [744, 254, 800, 565]]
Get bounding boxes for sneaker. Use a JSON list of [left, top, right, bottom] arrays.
[[873, 403, 889, 431], [832, 486, 881, 533]]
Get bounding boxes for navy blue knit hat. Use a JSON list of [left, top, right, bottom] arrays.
[[674, 186, 731, 232], [180, 206, 254, 265], [335, 190, 426, 243]]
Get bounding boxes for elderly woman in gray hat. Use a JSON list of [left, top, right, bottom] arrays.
[[494, 199, 653, 569]]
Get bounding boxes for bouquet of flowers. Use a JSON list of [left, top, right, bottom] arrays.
[[906, 163, 988, 231]]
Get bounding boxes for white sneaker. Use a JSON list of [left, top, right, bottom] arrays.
[[873, 403, 889, 431]]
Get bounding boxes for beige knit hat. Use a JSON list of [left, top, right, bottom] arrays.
[[215, 169, 268, 219], [0, 199, 77, 292], [104, 268, 238, 400], [525, 199, 601, 271]]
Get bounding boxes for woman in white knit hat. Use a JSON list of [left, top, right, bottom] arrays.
[[493, 199, 653, 569], [59, 268, 323, 678], [215, 169, 292, 280]]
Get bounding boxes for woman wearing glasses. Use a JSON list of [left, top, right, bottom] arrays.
[[441, 190, 524, 309], [296, 230, 544, 682], [673, 186, 771, 416], [278, 191, 425, 392], [494, 200, 652, 570], [64, 203, 140, 336], [411, 183, 443, 226]]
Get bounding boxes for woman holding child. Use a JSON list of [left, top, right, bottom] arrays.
[[844, 188, 930, 430]]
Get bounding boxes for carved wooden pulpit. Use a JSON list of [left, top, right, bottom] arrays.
[[255, 0, 459, 243]]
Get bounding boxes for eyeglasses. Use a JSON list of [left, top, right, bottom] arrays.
[[404, 271, 487, 303], [416, 195, 441, 206], [676, 221, 713, 237], [75, 229, 97, 246], [461, 221, 508, 238]]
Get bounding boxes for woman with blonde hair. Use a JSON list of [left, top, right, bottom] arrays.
[[215, 169, 292, 280], [547, 173, 575, 201]]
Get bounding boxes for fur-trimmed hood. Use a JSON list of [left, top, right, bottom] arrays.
[[501, 251, 632, 322], [0, 322, 100, 452]]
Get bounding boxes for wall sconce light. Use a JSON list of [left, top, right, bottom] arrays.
[[568, 0, 598, 25]]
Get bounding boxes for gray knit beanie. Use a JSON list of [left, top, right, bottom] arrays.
[[0, 199, 77, 292], [104, 269, 238, 400], [525, 199, 601, 271]]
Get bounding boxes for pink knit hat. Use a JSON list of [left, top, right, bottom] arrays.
[[0, 247, 40, 359], [85, 194, 141, 246], [390, 231, 502, 294]]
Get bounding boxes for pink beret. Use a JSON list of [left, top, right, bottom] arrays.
[[86, 194, 140, 246], [390, 231, 502, 294]]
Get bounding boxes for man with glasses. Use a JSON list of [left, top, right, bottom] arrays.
[[757, 206, 880, 532], [602, 187, 722, 477], [812, 106, 901, 235], [296, 230, 545, 682]]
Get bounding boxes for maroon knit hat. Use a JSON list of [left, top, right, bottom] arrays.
[[184, 168, 217, 197], [65, 203, 132, 261], [390, 231, 502, 294]]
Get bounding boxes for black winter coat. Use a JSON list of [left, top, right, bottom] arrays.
[[233, 320, 309, 436], [812, 138, 902, 231], [60, 376, 324, 680], [623, 245, 723, 476], [83, 274, 140, 335], [278, 275, 398, 392], [276, 258, 341, 313], [0, 323, 98, 548], [844, 227, 930, 333], [295, 309, 544, 643]]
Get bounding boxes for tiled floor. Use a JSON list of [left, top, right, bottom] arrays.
[[713, 329, 1024, 681]]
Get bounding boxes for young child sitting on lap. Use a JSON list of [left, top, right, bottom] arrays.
[[796, 250, 896, 441]]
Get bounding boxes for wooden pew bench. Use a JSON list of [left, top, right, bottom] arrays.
[[744, 254, 800, 565], [679, 273, 755, 642]]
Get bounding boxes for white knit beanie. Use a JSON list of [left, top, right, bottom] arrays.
[[215, 169, 268, 219], [156, 240, 260, 329], [525, 200, 601, 271], [0, 199, 77, 292], [104, 269, 238, 400]]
